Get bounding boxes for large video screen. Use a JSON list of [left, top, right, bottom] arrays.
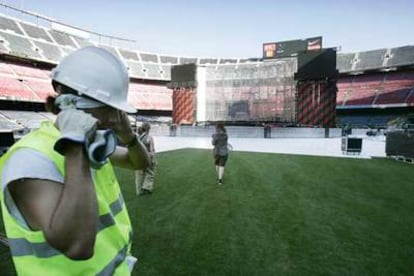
[[203, 59, 298, 123]]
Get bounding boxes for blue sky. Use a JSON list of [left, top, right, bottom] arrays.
[[3, 0, 414, 58]]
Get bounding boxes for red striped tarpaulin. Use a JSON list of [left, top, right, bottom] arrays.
[[172, 88, 196, 124], [296, 80, 337, 127]]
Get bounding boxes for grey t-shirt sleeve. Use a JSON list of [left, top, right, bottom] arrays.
[[1, 148, 63, 229], [2, 148, 63, 191]]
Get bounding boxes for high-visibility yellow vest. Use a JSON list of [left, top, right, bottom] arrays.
[[0, 121, 134, 275]]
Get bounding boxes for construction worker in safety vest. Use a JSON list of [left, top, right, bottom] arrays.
[[0, 46, 150, 275]]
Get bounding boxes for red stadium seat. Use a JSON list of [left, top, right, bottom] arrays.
[[25, 80, 56, 100], [9, 64, 50, 79], [0, 77, 40, 101]]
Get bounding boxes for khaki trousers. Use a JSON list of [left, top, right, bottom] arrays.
[[135, 165, 156, 194]]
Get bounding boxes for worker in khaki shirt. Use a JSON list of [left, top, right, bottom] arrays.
[[135, 122, 157, 195]]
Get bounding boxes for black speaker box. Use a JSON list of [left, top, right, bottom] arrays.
[[0, 131, 14, 147], [295, 48, 338, 81], [341, 137, 362, 154], [0, 131, 15, 156], [386, 130, 414, 158], [170, 63, 197, 88]]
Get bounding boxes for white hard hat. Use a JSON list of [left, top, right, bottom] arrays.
[[51, 46, 136, 113]]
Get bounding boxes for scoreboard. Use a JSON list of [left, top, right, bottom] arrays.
[[263, 36, 322, 59]]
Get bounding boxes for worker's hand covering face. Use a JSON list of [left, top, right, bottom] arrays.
[[96, 109, 134, 145]]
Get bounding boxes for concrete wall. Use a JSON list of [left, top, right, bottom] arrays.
[[150, 125, 348, 138]]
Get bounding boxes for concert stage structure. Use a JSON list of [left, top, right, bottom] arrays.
[[169, 43, 338, 127]]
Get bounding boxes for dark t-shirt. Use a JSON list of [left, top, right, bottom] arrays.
[[212, 132, 228, 156]]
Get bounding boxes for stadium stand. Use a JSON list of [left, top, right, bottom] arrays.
[[219, 58, 238, 64], [8, 63, 49, 79], [199, 58, 218, 65], [179, 57, 198, 64], [0, 77, 39, 101], [374, 72, 414, 105], [140, 52, 158, 63], [337, 72, 414, 107], [58, 47, 72, 57], [345, 88, 377, 106], [160, 65, 171, 80], [0, 112, 22, 131], [160, 55, 178, 64], [239, 58, 262, 63], [336, 78, 351, 106], [388, 46, 414, 67], [0, 31, 42, 59], [129, 83, 172, 110], [336, 115, 395, 128], [336, 53, 354, 73], [71, 35, 94, 48], [0, 10, 413, 131], [0, 38, 8, 53], [354, 49, 387, 71], [125, 60, 147, 79], [32, 40, 65, 62], [375, 88, 411, 105], [48, 29, 77, 48], [0, 15, 23, 35], [119, 48, 140, 61], [142, 63, 162, 80], [100, 45, 120, 58], [127, 83, 141, 108], [25, 79, 55, 100], [37, 111, 56, 121], [407, 89, 414, 105], [0, 110, 51, 129], [0, 61, 53, 103], [19, 22, 53, 43], [0, 61, 15, 74]]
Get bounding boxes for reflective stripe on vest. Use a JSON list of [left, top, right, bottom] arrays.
[[97, 231, 133, 276], [9, 193, 125, 257], [0, 120, 133, 275]]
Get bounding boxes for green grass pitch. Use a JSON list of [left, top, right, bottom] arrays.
[[1, 148, 414, 275]]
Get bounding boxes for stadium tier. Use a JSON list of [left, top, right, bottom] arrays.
[[32, 40, 65, 62], [8, 63, 49, 79], [19, 21, 53, 42], [354, 49, 387, 71], [0, 110, 54, 129], [0, 11, 413, 129], [0, 15, 23, 34], [128, 83, 172, 110], [0, 111, 21, 129], [0, 58, 172, 110], [0, 76, 39, 101], [336, 72, 414, 108], [1, 13, 412, 76]]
